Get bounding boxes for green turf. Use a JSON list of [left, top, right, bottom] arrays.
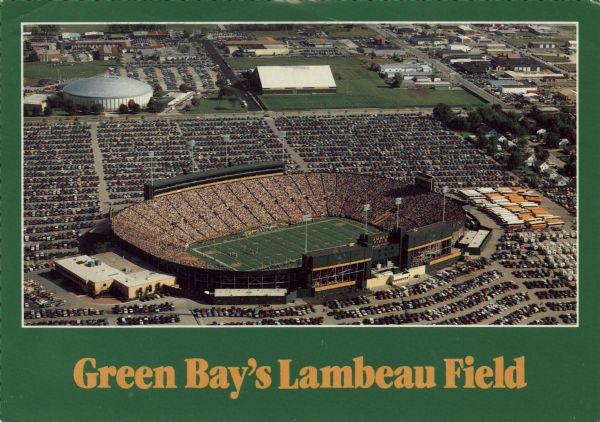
[[187, 217, 381, 271], [556, 63, 576, 72], [24, 60, 118, 86], [534, 54, 570, 63], [227, 56, 483, 110]]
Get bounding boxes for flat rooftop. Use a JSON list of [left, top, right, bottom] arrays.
[[55, 254, 172, 287]]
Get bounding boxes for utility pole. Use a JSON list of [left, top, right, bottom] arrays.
[[303, 214, 312, 253], [395, 197, 402, 230]]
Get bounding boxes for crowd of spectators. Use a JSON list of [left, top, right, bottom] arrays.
[[24, 122, 102, 272], [275, 114, 511, 188], [111, 173, 465, 268]]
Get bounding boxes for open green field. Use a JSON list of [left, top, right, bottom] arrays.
[[534, 54, 570, 63], [556, 63, 576, 72], [187, 217, 381, 271], [227, 56, 483, 110], [24, 60, 118, 86]]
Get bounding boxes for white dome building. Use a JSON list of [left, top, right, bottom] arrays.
[[61, 76, 153, 111]]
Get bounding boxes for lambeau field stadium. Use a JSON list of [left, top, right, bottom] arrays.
[[110, 162, 467, 304]]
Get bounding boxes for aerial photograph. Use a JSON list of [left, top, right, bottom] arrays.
[[22, 22, 577, 327]]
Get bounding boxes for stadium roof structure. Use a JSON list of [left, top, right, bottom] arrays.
[[255, 65, 336, 90], [62, 76, 152, 98]]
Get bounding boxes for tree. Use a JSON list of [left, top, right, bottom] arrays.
[[79, 104, 89, 115], [507, 148, 526, 170], [130, 102, 141, 114], [118, 104, 128, 114], [534, 145, 549, 162], [43, 105, 53, 116], [179, 83, 190, 92], [191, 97, 201, 107], [467, 110, 483, 130], [153, 84, 165, 98], [562, 153, 576, 177], [433, 103, 454, 124], [545, 132, 560, 149], [90, 103, 104, 114], [391, 74, 402, 88]]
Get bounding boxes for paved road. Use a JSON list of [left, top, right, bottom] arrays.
[[370, 25, 511, 108], [264, 116, 310, 171], [89, 122, 111, 215], [199, 40, 263, 112]]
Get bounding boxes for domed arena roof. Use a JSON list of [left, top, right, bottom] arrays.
[[62, 76, 152, 98]]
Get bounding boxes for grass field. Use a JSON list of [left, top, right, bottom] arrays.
[[227, 56, 483, 110], [187, 217, 381, 271], [556, 63, 576, 72], [534, 54, 570, 63], [24, 60, 118, 86]]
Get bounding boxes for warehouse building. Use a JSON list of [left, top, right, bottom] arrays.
[[378, 63, 434, 79], [23, 94, 48, 116], [252, 65, 336, 94], [61, 76, 153, 111]]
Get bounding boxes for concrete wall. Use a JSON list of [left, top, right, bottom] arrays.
[[63, 91, 153, 111]]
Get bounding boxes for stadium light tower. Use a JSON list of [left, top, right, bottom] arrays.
[[187, 139, 197, 172], [149, 151, 155, 185], [303, 214, 312, 253], [395, 197, 402, 230], [363, 203, 371, 235], [223, 135, 230, 167], [442, 186, 449, 222]]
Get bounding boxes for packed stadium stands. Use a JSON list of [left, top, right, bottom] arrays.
[[111, 172, 465, 268]]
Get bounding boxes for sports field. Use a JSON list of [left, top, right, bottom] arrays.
[[24, 60, 118, 86], [187, 217, 382, 271], [226, 56, 483, 110]]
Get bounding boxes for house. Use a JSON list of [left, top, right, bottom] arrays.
[[525, 154, 537, 167], [98, 45, 121, 60], [528, 25, 559, 35], [492, 57, 544, 72], [528, 40, 557, 49]]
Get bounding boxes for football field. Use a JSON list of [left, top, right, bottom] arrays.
[[187, 217, 382, 271]]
